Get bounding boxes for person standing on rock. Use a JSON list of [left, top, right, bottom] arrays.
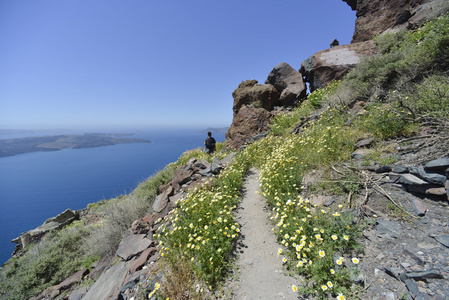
[[204, 131, 216, 154]]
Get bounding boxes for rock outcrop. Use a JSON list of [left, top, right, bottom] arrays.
[[11, 209, 79, 256], [226, 80, 279, 149], [300, 0, 448, 92], [351, 0, 410, 42], [300, 41, 376, 92], [226, 106, 273, 149], [231, 79, 279, 114], [342, 0, 449, 43], [265, 62, 307, 106]]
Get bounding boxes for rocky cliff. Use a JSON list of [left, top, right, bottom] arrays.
[[343, 0, 449, 43], [224, 0, 449, 149]]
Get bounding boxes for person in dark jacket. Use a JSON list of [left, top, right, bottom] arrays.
[[204, 131, 216, 154]]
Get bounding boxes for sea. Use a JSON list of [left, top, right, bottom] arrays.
[[0, 128, 226, 265]]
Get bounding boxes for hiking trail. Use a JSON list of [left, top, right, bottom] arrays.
[[230, 168, 299, 299]]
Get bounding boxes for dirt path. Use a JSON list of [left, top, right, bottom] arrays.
[[231, 168, 299, 300]]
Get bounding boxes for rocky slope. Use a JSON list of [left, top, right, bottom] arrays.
[[303, 131, 449, 299]]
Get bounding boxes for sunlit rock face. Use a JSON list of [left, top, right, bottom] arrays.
[[300, 41, 375, 92]]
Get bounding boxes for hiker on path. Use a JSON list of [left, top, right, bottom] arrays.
[[204, 131, 216, 154]]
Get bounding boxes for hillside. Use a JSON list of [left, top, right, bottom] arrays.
[[1, 1, 449, 299]]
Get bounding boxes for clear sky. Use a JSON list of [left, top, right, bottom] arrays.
[[0, 0, 356, 131]]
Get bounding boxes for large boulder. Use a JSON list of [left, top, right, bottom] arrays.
[[231, 80, 279, 114], [225, 106, 272, 149], [265, 62, 307, 106], [300, 41, 375, 92]]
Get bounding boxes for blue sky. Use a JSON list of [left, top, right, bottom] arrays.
[[0, 0, 356, 130]]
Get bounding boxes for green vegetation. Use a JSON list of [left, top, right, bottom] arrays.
[[0, 222, 89, 298], [1, 13, 449, 300], [405, 74, 449, 118], [156, 153, 250, 296], [345, 14, 449, 101]]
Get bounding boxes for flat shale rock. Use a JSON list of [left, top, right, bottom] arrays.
[[83, 260, 129, 300], [399, 174, 428, 185], [433, 234, 449, 248], [424, 158, 449, 173], [116, 230, 152, 261], [375, 219, 401, 238]]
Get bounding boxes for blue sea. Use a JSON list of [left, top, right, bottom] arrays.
[[0, 128, 226, 265]]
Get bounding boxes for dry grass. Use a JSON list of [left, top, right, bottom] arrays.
[[160, 259, 204, 300]]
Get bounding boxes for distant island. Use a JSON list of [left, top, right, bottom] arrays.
[[0, 133, 151, 157], [200, 127, 229, 133]]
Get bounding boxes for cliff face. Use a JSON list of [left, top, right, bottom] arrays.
[[351, 0, 411, 42], [343, 0, 449, 43]]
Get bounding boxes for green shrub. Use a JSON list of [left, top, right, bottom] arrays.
[[344, 14, 449, 104], [86, 165, 176, 257], [404, 74, 449, 119], [308, 81, 342, 108], [0, 222, 89, 299]]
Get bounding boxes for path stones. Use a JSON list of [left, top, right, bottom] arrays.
[[351, 150, 366, 159], [406, 185, 447, 196], [410, 167, 447, 186], [406, 269, 444, 280], [55, 268, 89, 292], [68, 286, 88, 300], [199, 167, 213, 177], [433, 234, 449, 248], [131, 218, 151, 235], [393, 165, 409, 173], [376, 165, 392, 173], [402, 277, 420, 299], [354, 137, 375, 149], [424, 158, 449, 173], [375, 219, 401, 238], [411, 197, 427, 216], [417, 242, 439, 250], [399, 174, 428, 186], [74, 153, 237, 300], [374, 157, 449, 200], [31, 268, 90, 299]]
